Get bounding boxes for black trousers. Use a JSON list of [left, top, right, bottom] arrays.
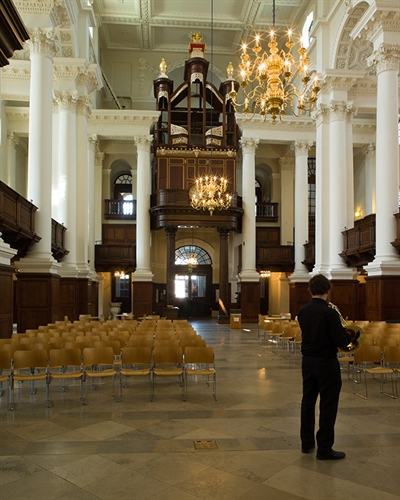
[[300, 356, 342, 453]]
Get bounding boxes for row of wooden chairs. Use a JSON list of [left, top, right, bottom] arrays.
[[0, 344, 216, 410]]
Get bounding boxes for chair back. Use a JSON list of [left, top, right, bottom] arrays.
[[121, 346, 152, 365], [185, 346, 214, 364], [49, 348, 82, 368], [83, 347, 114, 366], [13, 349, 48, 370], [153, 345, 183, 365]]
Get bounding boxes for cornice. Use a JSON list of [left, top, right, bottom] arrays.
[[88, 110, 159, 127], [236, 115, 315, 132], [5, 107, 29, 122]]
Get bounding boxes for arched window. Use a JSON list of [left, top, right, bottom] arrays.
[[175, 246, 212, 265], [302, 11, 314, 49], [114, 173, 133, 215]]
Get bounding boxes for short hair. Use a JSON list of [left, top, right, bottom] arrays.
[[308, 274, 331, 296]]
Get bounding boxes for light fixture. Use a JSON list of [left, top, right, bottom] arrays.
[[189, 0, 232, 216], [228, 0, 320, 123], [259, 270, 271, 279], [190, 175, 232, 216], [114, 271, 125, 278]]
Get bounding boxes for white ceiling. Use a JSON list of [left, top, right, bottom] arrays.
[[93, 0, 309, 56]]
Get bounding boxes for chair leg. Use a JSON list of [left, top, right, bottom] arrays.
[[352, 369, 368, 400]]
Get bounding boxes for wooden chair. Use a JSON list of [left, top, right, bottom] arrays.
[[184, 346, 216, 401], [10, 349, 51, 410], [48, 348, 84, 403], [82, 347, 119, 403], [152, 345, 184, 401], [119, 346, 153, 401], [0, 350, 12, 404]]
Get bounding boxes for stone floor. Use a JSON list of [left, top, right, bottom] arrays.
[[0, 320, 399, 500]]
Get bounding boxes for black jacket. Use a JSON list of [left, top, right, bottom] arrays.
[[298, 298, 351, 358]]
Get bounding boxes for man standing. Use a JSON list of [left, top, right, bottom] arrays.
[[298, 274, 355, 460]]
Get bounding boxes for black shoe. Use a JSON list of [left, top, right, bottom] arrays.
[[302, 446, 315, 454], [316, 450, 346, 460]]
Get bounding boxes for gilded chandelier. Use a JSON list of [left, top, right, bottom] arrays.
[[190, 175, 232, 216], [229, 0, 320, 123]]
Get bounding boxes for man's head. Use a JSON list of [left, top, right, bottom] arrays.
[[308, 274, 331, 297]]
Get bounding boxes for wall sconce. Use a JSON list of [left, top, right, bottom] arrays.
[[114, 271, 126, 278], [354, 210, 361, 219], [259, 270, 271, 279]]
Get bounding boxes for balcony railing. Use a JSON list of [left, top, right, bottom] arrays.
[[104, 199, 137, 220], [256, 202, 278, 222]]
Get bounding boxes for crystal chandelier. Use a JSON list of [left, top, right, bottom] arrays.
[[190, 175, 232, 216], [229, 0, 320, 123]]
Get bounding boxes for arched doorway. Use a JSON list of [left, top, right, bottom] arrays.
[[174, 246, 212, 318]]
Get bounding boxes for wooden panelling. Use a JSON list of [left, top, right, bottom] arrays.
[[341, 214, 375, 267], [289, 282, 310, 320], [256, 227, 280, 245], [365, 276, 400, 321], [59, 278, 77, 321], [0, 264, 14, 338], [102, 224, 136, 245], [132, 282, 154, 317], [330, 280, 359, 322], [95, 244, 136, 273], [16, 274, 60, 331], [238, 281, 260, 323]]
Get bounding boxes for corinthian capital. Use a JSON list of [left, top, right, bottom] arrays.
[[134, 135, 153, 152], [367, 43, 400, 74], [26, 28, 58, 58], [294, 140, 313, 157], [240, 137, 259, 155], [53, 90, 79, 112]]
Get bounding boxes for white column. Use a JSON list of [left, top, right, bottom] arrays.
[[76, 97, 91, 277], [345, 104, 356, 229], [312, 104, 330, 275], [239, 137, 260, 281], [102, 167, 111, 201], [290, 140, 312, 281], [54, 90, 78, 276], [19, 28, 59, 273], [88, 135, 98, 274], [95, 152, 105, 245], [133, 135, 153, 281], [363, 143, 376, 216], [328, 101, 356, 278], [279, 157, 294, 245], [7, 132, 18, 189], [366, 44, 400, 275]]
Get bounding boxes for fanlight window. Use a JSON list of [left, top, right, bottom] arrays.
[[175, 246, 211, 265]]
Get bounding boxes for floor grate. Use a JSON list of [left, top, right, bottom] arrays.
[[193, 440, 218, 450]]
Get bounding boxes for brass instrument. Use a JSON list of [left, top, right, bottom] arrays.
[[329, 302, 365, 353]]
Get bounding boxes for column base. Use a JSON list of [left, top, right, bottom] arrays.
[[239, 269, 260, 282], [289, 270, 310, 283], [364, 258, 400, 276], [18, 254, 60, 274], [0, 239, 17, 264], [133, 269, 154, 282]]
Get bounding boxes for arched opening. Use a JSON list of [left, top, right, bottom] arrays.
[[174, 245, 212, 318]]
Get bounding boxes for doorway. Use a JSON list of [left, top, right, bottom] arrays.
[[174, 246, 212, 318]]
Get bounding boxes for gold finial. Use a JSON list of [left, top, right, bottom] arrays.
[[159, 58, 167, 76], [226, 61, 234, 79], [191, 31, 203, 43]]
